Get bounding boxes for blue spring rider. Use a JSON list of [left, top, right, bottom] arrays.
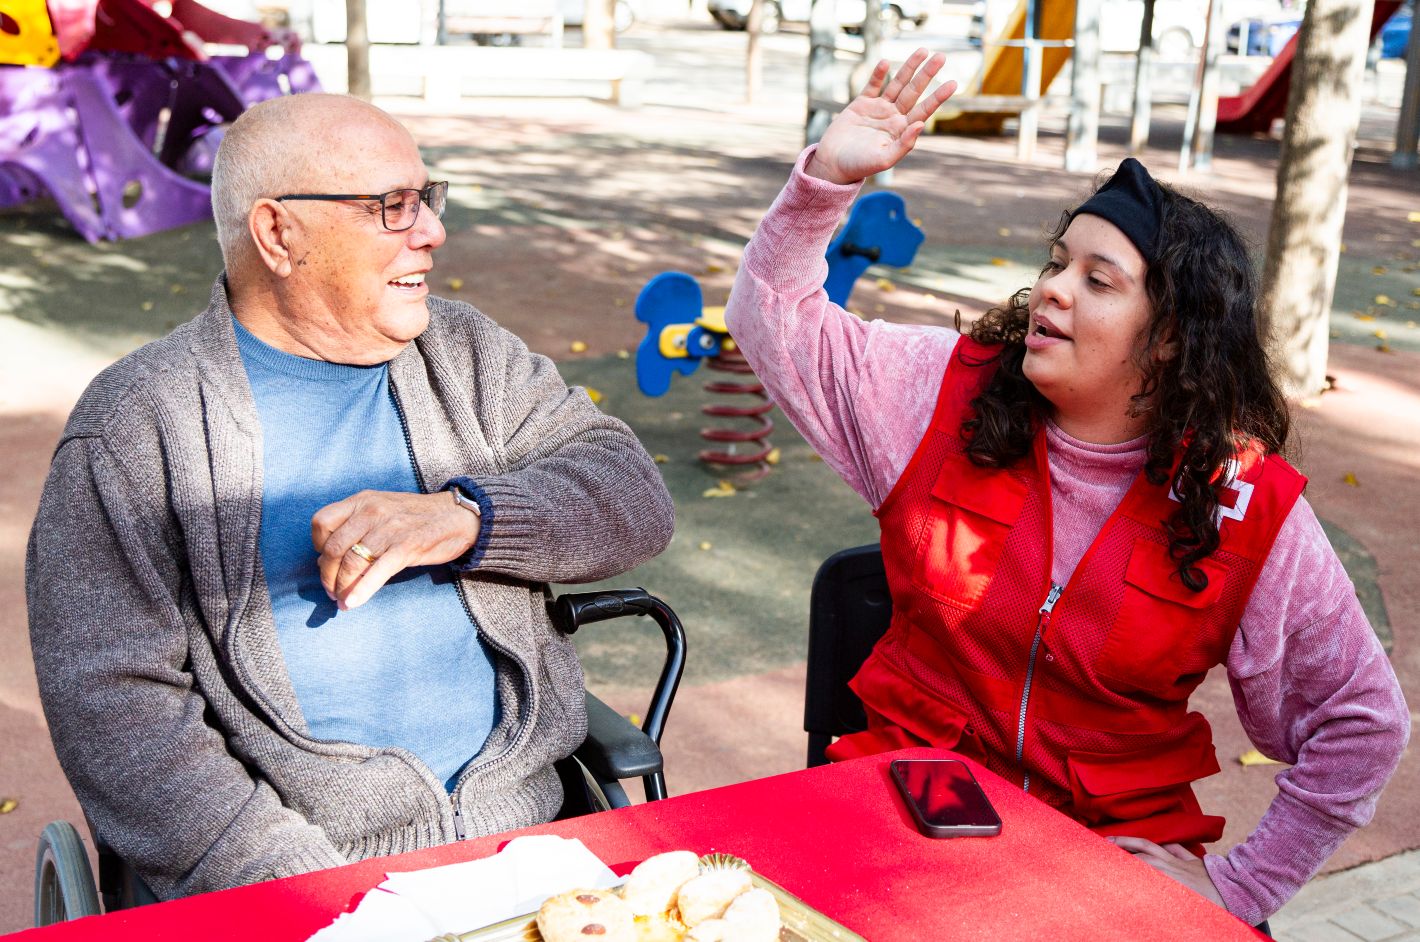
[[634, 190, 924, 398]]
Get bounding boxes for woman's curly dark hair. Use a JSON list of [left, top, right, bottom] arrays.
[[959, 175, 1290, 591]]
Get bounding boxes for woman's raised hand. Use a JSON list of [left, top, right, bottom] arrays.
[[807, 50, 957, 186]]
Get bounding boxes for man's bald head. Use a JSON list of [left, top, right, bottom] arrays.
[[210, 94, 415, 268]]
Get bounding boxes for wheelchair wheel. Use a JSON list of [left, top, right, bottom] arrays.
[[34, 821, 101, 926]]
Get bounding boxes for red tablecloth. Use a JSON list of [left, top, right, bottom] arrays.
[[7, 748, 1265, 941]]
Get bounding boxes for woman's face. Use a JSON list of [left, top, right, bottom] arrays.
[[1022, 214, 1155, 437]]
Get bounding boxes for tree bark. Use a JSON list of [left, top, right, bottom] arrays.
[[345, 0, 371, 100], [746, 0, 763, 103], [584, 0, 616, 49], [1258, 0, 1375, 398]]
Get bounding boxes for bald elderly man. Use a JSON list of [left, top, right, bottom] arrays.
[[26, 94, 674, 899]]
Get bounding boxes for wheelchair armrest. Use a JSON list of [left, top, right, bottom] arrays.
[[576, 692, 664, 781]]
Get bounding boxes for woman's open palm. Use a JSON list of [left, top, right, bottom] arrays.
[[809, 50, 957, 185]]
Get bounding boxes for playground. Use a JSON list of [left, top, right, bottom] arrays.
[[2, 2, 1419, 939]]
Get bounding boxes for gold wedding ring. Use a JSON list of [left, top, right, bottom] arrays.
[[349, 542, 378, 563]]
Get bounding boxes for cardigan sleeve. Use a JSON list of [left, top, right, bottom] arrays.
[[27, 436, 348, 900]]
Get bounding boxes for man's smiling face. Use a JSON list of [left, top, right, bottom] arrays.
[[275, 115, 447, 365]]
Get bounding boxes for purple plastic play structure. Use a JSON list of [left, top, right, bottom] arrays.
[[1, 3, 322, 242]]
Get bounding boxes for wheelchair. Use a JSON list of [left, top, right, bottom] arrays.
[[34, 587, 685, 927]]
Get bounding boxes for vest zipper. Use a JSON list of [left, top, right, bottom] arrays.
[[453, 808, 466, 841], [1016, 582, 1064, 793]]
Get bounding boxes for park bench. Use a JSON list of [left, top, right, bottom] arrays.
[[442, 0, 565, 47], [302, 43, 655, 108]]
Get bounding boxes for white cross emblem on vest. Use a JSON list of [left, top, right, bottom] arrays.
[[1170, 458, 1253, 526]]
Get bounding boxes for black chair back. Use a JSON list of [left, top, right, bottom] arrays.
[[804, 544, 893, 767]]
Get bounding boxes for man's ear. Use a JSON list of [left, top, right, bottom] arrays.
[[249, 199, 294, 277]]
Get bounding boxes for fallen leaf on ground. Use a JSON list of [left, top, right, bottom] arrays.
[[1378, 343, 1394, 353], [765, 447, 782, 466], [447, 277, 464, 291], [653, 454, 669, 464], [0, 798, 16, 814], [570, 340, 588, 353], [874, 304, 886, 313], [913, 217, 924, 227], [997, 227, 1011, 237], [628, 714, 641, 727], [990, 258, 1009, 267], [1409, 212, 1420, 222], [1343, 472, 1360, 486], [141, 301, 154, 311], [705, 262, 725, 275], [702, 480, 737, 499], [1238, 750, 1282, 767], [698, 541, 713, 551], [1372, 266, 1388, 275], [1376, 295, 1395, 306], [1413, 288, 1420, 297], [1339, 243, 1347, 253], [617, 349, 630, 359], [875, 278, 896, 292], [585, 387, 603, 404], [1353, 313, 1377, 321], [1374, 329, 1388, 340]]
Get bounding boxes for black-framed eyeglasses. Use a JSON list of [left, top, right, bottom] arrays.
[[274, 181, 448, 232]]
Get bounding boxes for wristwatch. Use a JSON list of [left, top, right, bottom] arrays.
[[450, 485, 482, 518]]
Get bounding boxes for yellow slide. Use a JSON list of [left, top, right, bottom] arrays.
[[932, 0, 1076, 135], [0, 0, 61, 67]]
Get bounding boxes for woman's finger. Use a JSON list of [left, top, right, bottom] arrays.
[[894, 52, 946, 114], [881, 48, 930, 103], [1161, 842, 1198, 862], [860, 58, 890, 98], [1109, 835, 1174, 861], [908, 78, 959, 125]]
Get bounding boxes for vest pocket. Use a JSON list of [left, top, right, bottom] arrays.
[[911, 456, 1027, 610], [1065, 721, 1221, 830], [1094, 539, 1227, 698]]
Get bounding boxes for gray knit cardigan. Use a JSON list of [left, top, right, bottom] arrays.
[[26, 279, 675, 900]]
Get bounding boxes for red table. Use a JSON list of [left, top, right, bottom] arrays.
[[6, 749, 1265, 941]]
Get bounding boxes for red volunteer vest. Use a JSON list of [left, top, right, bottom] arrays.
[[828, 338, 1306, 850]]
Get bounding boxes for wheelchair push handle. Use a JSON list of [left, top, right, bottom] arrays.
[[553, 588, 657, 632]]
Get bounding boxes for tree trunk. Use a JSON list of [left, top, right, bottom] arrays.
[[1258, 0, 1375, 398], [345, 0, 370, 100], [584, 0, 616, 49], [746, 0, 763, 104]]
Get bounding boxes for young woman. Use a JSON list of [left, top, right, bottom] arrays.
[[724, 51, 1408, 928]]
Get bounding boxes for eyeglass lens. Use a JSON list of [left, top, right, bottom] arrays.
[[381, 183, 447, 231]]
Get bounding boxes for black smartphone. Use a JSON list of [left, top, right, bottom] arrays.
[[890, 758, 1003, 838]]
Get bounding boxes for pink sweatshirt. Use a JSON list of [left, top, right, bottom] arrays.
[[724, 148, 1410, 925]]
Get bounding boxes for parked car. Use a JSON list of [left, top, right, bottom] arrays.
[[1379, 2, 1412, 58], [1225, 12, 1302, 55], [559, 0, 639, 33], [708, 0, 941, 34]]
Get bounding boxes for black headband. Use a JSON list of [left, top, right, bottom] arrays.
[[1069, 158, 1165, 264]]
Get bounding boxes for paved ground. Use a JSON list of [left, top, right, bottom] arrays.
[[0, 13, 1416, 938]]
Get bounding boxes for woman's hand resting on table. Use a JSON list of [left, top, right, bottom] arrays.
[[806, 49, 958, 186], [1108, 837, 1227, 909]]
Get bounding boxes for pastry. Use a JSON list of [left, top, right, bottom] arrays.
[[673, 869, 753, 928], [537, 887, 635, 941], [621, 850, 702, 919], [719, 888, 780, 942]]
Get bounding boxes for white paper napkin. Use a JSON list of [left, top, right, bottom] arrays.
[[308, 834, 620, 942]]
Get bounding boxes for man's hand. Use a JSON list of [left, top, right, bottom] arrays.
[[1109, 836, 1226, 908], [311, 490, 481, 610], [806, 49, 957, 186]]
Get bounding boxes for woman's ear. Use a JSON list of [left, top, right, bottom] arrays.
[[249, 199, 294, 278]]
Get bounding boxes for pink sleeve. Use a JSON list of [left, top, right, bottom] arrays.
[[724, 146, 959, 508], [1204, 497, 1411, 925]]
